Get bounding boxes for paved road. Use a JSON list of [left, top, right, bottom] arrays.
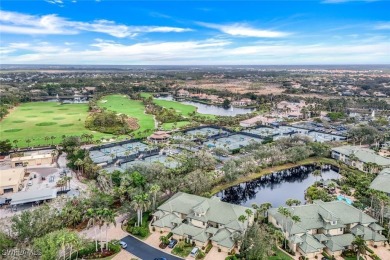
[[121, 235, 183, 260]]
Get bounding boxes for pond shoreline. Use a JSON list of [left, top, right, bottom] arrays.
[[210, 157, 342, 195]]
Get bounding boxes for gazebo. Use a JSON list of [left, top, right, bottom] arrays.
[[149, 131, 170, 143]]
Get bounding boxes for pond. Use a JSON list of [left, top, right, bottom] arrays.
[[216, 165, 340, 207], [156, 96, 254, 116]]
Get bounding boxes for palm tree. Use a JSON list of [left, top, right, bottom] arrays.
[[44, 136, 50, 145], [238, 215, 247, 224], [101, 208, 116, 250], [74, 158, 84, 175], [50, 136, 56, 145], [245, 209, 253, 224], [352, 236, 366, 260], [12, 139, 18, 149], [278, 206, 291, 249], [260, 203, 272, 219], [25, 138, 31, 147], [149, 184, 161, 210], [312, 169, 322, 186], [286, 199, 295, 207], [131, 193, 150, 226], [84, 208, 99, 252]]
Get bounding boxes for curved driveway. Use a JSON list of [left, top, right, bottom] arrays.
[[121, 235, 183, 260]]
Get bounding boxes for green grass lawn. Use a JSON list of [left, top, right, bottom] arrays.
[[268, 248, 293, 260], [171, 242, 193, 258], [161, 121, 191, 130], [98, 94, 155, 137], [0, 102, 114, 147], [141, 92, 215, 119]]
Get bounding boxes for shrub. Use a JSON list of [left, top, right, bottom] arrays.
[[218, 248, 221, 252], [205, 243, 213, 253], [196, 251, 205, 260], [167, 232, 173, 239], [130, 226, 149, 238], [366, 246, 374, 254]]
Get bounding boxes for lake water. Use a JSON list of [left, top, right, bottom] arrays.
[[156, 96, 254, 116], [216, 165, 340, 207]]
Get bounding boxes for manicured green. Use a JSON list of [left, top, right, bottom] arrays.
[[162, 121, 190, 130], [98, 95, 155, 137], [141, 92, 215, 118], [0, 102, 114, 147]]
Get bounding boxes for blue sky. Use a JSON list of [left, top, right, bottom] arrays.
[[0, 0, 389, 64]]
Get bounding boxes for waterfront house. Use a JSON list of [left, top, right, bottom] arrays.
[[268, 200, 387, 259], [151, 192, 254, 253], [331, 146, 390, 173]]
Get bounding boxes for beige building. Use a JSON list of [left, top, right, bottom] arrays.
[[11, 153, 53, 168], [0, 168, 26, 195], [152, 192, 254, 253], [268, 200, 386, 259]]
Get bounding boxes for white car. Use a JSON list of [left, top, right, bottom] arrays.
[[27, 181, 33, 186], [119, 241, 127, 249], [190, 247, 199, 257]]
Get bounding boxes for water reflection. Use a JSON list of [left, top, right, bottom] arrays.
[[216, 165, 339, 207], [156, 96, 254, 116]]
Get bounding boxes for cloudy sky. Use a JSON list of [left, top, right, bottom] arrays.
[[0, 0, 389, 65]]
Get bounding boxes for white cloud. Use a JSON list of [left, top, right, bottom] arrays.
[[0, 10, 192, 38], [198, 22, 290, 38], [45, 0, 63, 5], [322, 0, 378, 3], [374, 22, 390, 30], [1, 39, 388, 65]]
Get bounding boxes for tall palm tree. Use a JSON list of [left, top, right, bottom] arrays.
[[101, 208, 116, 250], [74, 158, 84, 175], [131, 193, 150, 226], [312, 169, 322, 185], [149, 184, 161, 210], [352, 236, 366, 260], [25, 138, 31, 147], [44, 136, 50, 145], [50, 136, 56, 145], [84, 208, 99, 252]]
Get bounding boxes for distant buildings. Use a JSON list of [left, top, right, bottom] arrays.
[[331, 146, 390, 173], [151, 192, 254, 253], [276, 101, 309, 118], [239, 115, 278, 127], [268, 200, 387, 259]]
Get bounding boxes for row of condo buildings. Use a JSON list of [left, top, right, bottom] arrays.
[[150, 145, 390, 258], [151, 192, 387, 259]]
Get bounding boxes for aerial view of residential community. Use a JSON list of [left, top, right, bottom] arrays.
[[0, 1, 390, 260]]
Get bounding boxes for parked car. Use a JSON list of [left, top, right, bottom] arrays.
[[28, 181, 33, 186], [154, 258, 167, 260], [190, 247, 199, 257], [168, 239, 178, 248], [119, 241, 127, 248]]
